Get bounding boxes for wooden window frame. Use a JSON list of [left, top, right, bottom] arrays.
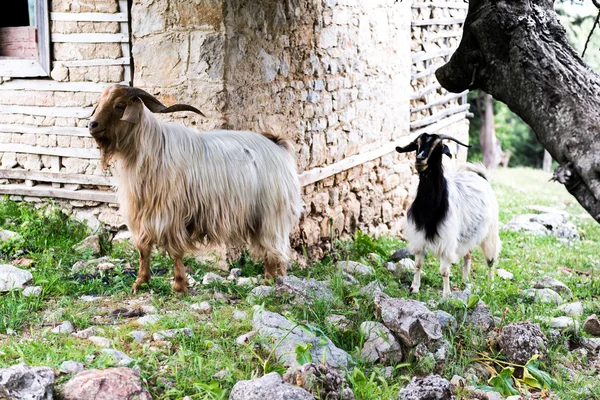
[[0, 0, 50, 77]]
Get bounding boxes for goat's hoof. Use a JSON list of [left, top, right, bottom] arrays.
[[173, 285, 189, 296], [409, 286, 419, 294]]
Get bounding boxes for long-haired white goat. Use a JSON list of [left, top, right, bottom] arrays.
[[88, 85, 302, 294], [395, 133, 501, 297]]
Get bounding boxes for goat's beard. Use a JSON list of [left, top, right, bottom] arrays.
[[94, 137, 116, 170]]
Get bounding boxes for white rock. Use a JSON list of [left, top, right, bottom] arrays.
[[496, 268, 514, 280], [546, 316, 579, 329], [397, 258, 416, 272], [88, 336, 113, 348], [232, 310, 248, 320], [202, 272, 225, 285], [236, 331, 257, 345], [73, 326, 101, 339], [129, 330, 148, 343], [337, 260, 374, 275], [558, 302, 584, 317], [80, 295, 104, 302], [523, 288, 563, 305], [152, 328, 193, 341], [59, 360, 84, 374], [191, 301, 212, 313], [52, 321, 75, 334], [22, 286, 42, 297], [135, 315, 160, 326], [0, 229, 18, 240], [237, 277, 258, 286], [101, 348, 134, 366], [0, 264, 33, 291]]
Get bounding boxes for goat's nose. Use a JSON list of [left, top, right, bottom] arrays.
[[88, 121, 99, 129]]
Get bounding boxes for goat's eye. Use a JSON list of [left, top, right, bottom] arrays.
[[115, 103, 125, 110]]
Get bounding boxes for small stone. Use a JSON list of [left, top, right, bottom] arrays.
[[581, 337, 600, 351], [449, 375, 465, 389], [0, 229, 18, 241], [101, 349, 134, 367], [342, 272, 359, 285], [467, 303, 495, 331], [533, 276, 572, 296], [0, 364, 54, 400], [0, 264, 33, 291], [230, 372, 313, 400], [397, 258, 416, 273], [360, 280, 385, 296], [389, 248, 411, 262], [140, 304, 157, 314], [523, 288, 563, 305], [237, 277, 258, 286], [72, 235, 101, 255], [79, 295, 103, 302], [337, 260, 374, 275], [435, 310, 457, 332], [22, 286, 42, 297], [202, 272, 224, 285], [247, 285, 274, 303], [546, 316, 579, 330], [583, 314, 600, 336], [152, 328, 193, 341], [326, 314, 351, 332], [212, 368, 231, 381], [236, 331, 257, 345], [398, 375, 452, 400], [496, 268, 514, 280], [59, 361, 84, 374], [88, 336, 113, 348], [128, 330, 148, 343], [52, 321, 75, 334], [385, 262, 397, 275], [135, 315, 159, 326], [73, 326, 100, 339], [60, 367, 151, 400], [360, 321, 402, 364], [228, 268, 242, 281], [232, 310, 248, 320], [499, 322, 548, 365], [191, 301, 212, 313], [558, 302, 583, 317]]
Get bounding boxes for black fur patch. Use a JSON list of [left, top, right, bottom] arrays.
[[407, 146, 449, 241]]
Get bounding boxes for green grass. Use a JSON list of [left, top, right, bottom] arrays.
[[0, 167, 599, 399]]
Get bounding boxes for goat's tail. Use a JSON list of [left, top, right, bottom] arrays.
[[261, 132, 294, 153], [458, 162, 489, 181]]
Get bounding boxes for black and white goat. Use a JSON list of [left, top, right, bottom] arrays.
[[396, 133, 501, 297]]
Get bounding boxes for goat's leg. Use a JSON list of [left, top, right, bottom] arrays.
[[462, 252, 472, 282], [263, 257, 278, 284], [480, 231, 500, 281], [440, 258, 453, 297], [171, 256, 189, 295], [409, 252, 425, 294], [132, 241, 153, 294]]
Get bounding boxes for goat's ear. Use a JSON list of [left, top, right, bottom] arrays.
[[443, 144, 453, 158], [121, 98, 143, 123], [396, 141, 418, 153]]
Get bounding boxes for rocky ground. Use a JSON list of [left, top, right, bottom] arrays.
[[0, 167, 599, 400]]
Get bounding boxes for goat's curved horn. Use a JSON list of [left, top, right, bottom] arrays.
[[437, 134, 471, 148], [124, 87, 205, 117]]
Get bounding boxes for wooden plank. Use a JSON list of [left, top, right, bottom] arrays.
[[411, 91, 468, 113], [410, 104, 471, 129], [0, 169, 113, 186], [411, 111, 469, 136], [51, 33, 129, 43], [0, 143, 100, 159], [0, 27, 38, 58], [0, 124, 90, 137], [424, 30, 463, 42], [50, 12, 128, 22], [299, 133, 421, 187], [0, 184, 117, 203], [412, 17, 465, 27], [412, 2, 469, 9], [0, 79, 108, 92], [119, 0, 132, 84], [50, 157, 62, 188], [412, 48, 455, 63], [36, 0, 51, 75], [411, 63, 445, 80], [58, 57, 130, 67], [0, 105, 92, 118], [410, 82, 442, 100], [0, 59, 48, 77]]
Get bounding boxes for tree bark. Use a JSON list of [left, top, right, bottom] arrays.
[[480, 93, 500, 169], [436, 0, 600, 222]]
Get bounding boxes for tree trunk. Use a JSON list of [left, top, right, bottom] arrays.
[[436, 0, 600, 223], [543, 150, 553, 173], [480, 93, 500, 169]]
